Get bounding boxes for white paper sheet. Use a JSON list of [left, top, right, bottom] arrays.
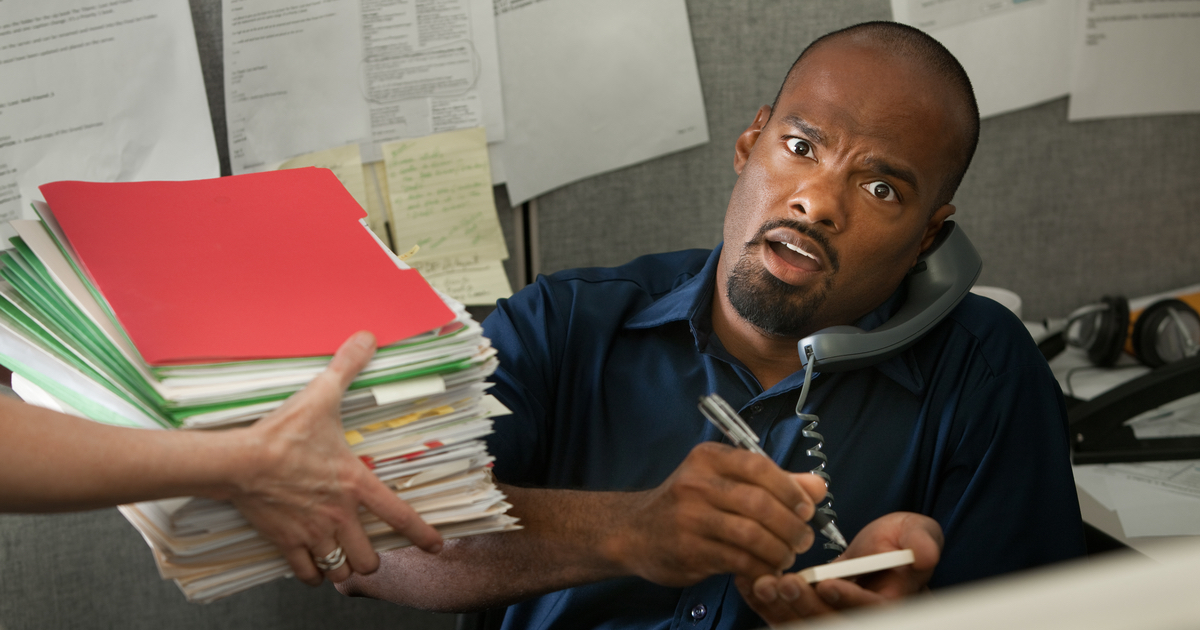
[[891, 0, 1075, 119], [1074, 461, 1200, 538], [0, 0, 218, 234], [224, 0, 504, 174], [1107, 474, 1200, 537], [488, 0, 709, 203], [1125, 391, 1200, 440], [1068, 0, 1200, 120]]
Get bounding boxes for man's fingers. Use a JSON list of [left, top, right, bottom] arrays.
[[324, 331, 377, 392], [896, 513, 944, 571], [708, 445, 815, 517], [741, 573, 835, 625], [703, 519, 795, 575], [705, 486, 810, 559], [814, 578, 887, 609], [790, 473, 828, 513]]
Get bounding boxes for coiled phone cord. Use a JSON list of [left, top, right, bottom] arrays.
[[798, 345, 844, 552]]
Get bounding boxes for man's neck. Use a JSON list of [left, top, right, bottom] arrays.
[[710, 288, 805, 391]]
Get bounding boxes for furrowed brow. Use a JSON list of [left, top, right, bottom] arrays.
[[864, 156, 919, 194], [781, 115, 826, 146]]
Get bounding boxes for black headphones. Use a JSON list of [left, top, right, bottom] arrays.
[[1045, 295, 1200, 368]]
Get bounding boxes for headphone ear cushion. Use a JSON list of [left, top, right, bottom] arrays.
[[1132, 299, 1200, 368], [1087, 295, 1129, 367]]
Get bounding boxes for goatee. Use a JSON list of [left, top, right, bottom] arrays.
[[725, 220, 837, 337]]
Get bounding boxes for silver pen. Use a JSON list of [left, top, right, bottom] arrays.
[[698, 394, 849, 549]]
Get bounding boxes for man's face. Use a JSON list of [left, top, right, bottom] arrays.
[[718, 38, 964, 339]]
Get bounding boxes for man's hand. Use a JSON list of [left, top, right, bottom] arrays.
[[735, 512, 943, 627], [223, 331, 443, 586], [607, 442, 828, 587]]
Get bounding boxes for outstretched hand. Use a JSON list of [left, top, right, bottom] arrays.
[[735, 511, 943, 627], [225, 331, 443, 585]]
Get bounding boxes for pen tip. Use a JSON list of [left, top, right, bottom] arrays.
[[823, 524, 848, 548]]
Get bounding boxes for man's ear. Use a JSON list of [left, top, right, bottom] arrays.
[[919, 204, 956, 253], [734, 105, 772, 175]]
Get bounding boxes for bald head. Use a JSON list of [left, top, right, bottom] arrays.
[[771, 22, 979, 211]]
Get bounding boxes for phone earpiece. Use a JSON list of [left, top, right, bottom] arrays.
[[1129, 299, 1200, 368]]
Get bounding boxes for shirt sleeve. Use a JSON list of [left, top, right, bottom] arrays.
[[480, 279, 563, 487], [927, 359, 1087, 587]]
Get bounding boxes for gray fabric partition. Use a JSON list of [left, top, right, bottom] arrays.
[[533, 1, 1200, 321]]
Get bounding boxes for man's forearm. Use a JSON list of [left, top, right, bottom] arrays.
[[338, 484, 639, 611], [339, 444, 824, 611]]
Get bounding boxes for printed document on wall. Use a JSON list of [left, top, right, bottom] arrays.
[[223, 0, 505, 174], [489, 0, 709, 204], [891, 0, 1075, 119], [1068, 0, 1200, 120], [0, 0, 218, 237]]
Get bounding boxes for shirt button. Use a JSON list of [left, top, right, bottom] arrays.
[[750, 403, 764, 414], [690, 603, 707, 622]]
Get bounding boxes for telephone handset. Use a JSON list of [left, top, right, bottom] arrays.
[[798, 221, 983, 373], [766, 222, 980, 552]]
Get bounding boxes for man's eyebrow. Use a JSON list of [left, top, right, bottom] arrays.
[[781, 115, 826, 145], [864, 156, 919, 193]]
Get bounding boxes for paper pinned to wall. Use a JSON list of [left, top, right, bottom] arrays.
[[1068, 0, 1200, 120], [891, 0, 1076, 119], [488, 0, 709, 203], [383, 127, 508, 262], [408, 255, 513, 306], [0, 0, 218, 236], [223, 0, 504, 175]]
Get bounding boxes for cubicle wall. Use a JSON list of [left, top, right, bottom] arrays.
[[532, 1, 1200, 322], [189, 0, 1200, 318], [3, 1, 1198, 629]]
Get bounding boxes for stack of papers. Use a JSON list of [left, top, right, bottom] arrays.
[[0, 168, 519, 601]]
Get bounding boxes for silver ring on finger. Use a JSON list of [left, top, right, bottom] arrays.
[[313, 546, 347, 572]]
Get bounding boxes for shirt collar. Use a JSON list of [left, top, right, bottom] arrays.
[[624, 243, 925, 395]]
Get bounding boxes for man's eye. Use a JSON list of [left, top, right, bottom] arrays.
[[785, 137, 814, 159], [864, 180, 898, 202]]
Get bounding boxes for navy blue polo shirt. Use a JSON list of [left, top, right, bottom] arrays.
[[482, 245, 1085, 630]]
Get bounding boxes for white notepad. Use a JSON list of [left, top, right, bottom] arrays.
[[798, 549, 915, 584]]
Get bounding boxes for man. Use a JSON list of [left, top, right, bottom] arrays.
[[340, 21, 1085, 628]]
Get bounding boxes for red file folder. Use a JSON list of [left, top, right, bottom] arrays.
[[39, 168, 454, 365]]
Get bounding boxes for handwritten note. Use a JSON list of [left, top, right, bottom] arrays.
[[408, 255, 513, 306], [382, 127, 508, 261]]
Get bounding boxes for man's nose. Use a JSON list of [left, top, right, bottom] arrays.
[[788, 170, 847, 232]]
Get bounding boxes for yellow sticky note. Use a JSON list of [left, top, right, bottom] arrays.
[[386, 413, 422, 428], [382, 127, 508, 262], [344, 430, 364, 446]]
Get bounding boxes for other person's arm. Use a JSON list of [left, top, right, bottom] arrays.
[[0, 330, 442, 585]]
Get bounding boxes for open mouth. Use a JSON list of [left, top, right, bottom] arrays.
[[767, 238, 822, 273]]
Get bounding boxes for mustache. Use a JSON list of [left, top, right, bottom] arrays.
[[746, 218, 839, 272]]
